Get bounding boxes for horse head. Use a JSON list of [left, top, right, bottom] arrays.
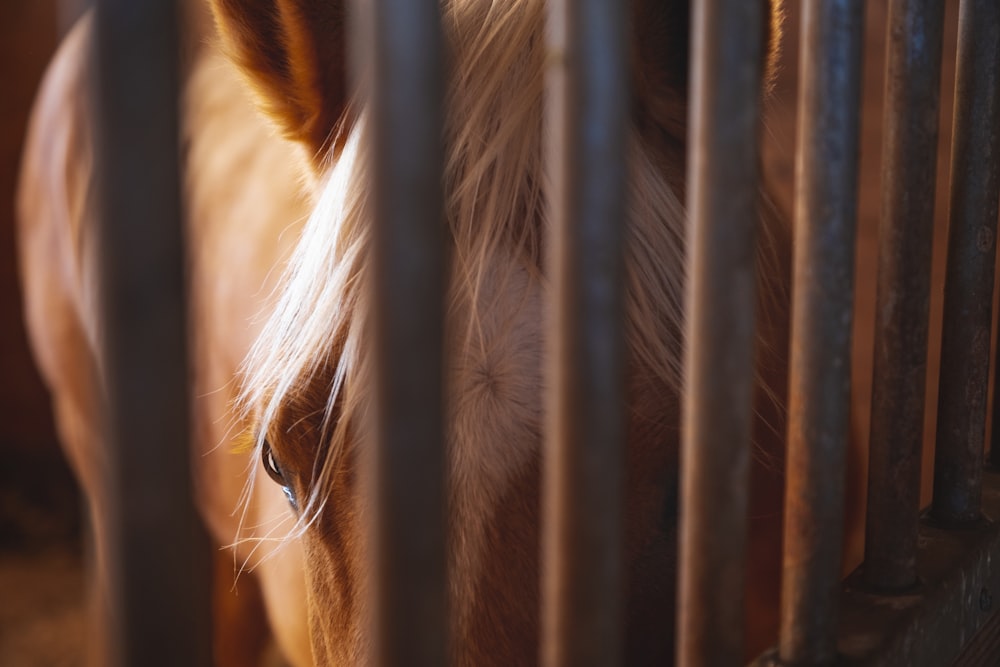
[[209, 0, 786, 663]]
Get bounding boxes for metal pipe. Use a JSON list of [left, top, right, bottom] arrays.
[[931, 0, 1000, 525], [779, 1, 864, 663], [370, 1, 447, 665], [992, 352, 1000, 466], [93, 1, 211, 665], [865, 0, 946, 590], [542, 1, 627, 665], [677, 1, 765, 664]]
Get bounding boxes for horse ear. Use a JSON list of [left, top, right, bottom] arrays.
[[630, 0, 783, 170], [209, 0, 348, 165]]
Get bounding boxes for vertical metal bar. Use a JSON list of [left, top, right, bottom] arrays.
[[370, 1, 446, 665], [542, 0, 627, 665], [992, 353, 1000, 467], [92, 1, 211, 666], [677, 1, 764, 664], [931, 0, 1000, 525], [865, 0, 946, 590], [780, 1, 864, 663]]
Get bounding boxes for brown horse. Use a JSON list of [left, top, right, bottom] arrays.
[[19, 1, 806, 664]]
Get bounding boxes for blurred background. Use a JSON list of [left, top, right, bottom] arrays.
[[1, 2, 88, 665]]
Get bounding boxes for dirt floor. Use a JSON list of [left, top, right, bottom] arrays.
[[0, 1, 968, 665]]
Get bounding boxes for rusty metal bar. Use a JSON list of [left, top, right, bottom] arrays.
[[986, 24, 1000, 472], [370, 1, 446, 665], [931, 0, 1000, 525], [677, 1, 764, 664], [993, 350, 1000, 466], [864, 0, 946, 591], [92, 1, 211, 665], [779, 1, 865, 663], [542, 1, 627, 666]]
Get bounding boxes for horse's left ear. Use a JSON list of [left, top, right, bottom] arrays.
[[210, 0, 348, 165]]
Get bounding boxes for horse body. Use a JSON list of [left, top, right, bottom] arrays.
[[19, 1, 796, 664]]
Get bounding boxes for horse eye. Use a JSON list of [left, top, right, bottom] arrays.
[[261, 440, 286, 485], [261, 440, 298, 510]]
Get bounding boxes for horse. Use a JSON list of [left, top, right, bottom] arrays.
[[19, 0, 813, 664]]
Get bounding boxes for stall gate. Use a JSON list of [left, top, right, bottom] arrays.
[[89, 0, 1000, 665]]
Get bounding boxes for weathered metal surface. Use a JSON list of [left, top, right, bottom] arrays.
[[864, 0, 947, 592], [932, 0, 1000, 525], [754, 470, 1000, 666], [677, 0, 764, 664], [370, 1, 447, 665], [542, 0, 628, 665], [780, 1, 865, 663], [952, 601, 1000, 666], [92, 1, 211, 665]]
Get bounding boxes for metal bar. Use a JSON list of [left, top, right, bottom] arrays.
[[931, 0, 1000, 525], [92, 1, 211, 665], [986, 24, 1000, 473], [542, 0, 627, 665], [865, 0, 946, 591], [677, 1, 764, 664], [780, 1, 865, 663], [993, 347, 1000, 466], [982, 5, 1000, 473], [753, 470, 1000, 666], [370, 1, 446, 665]]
